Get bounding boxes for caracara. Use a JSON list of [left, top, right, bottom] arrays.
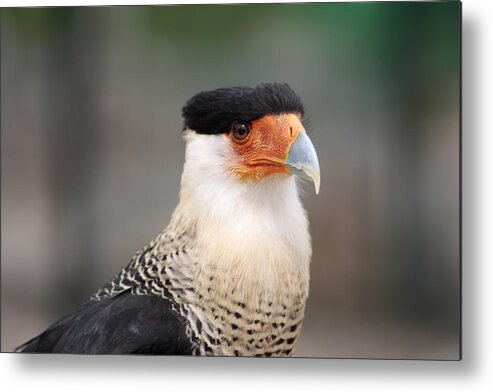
[[17, 83, 320, 356]]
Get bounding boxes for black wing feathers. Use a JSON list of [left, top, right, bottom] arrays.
[[18, 291, 193, 355]]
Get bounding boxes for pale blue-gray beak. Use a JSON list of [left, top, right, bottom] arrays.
[[285, 131, 321, 194]]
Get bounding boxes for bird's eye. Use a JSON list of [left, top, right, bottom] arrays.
[[231, 122, 251, 143]]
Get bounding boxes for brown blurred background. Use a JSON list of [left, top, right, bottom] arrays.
[[1, 2, 460, 358]]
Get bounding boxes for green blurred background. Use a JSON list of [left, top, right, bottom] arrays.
[[1, 2, 460, 358]]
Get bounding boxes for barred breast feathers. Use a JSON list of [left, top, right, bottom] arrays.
[[171, 131, 312, 356]]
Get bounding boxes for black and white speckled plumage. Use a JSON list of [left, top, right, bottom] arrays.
[[19, 221, 307, 356], [18, 229, 198, 354]]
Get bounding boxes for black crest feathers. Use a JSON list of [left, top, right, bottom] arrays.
[[182, 83, 304, 135]]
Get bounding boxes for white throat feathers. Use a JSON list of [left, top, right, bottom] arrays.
[[171, 130, 312, 296]]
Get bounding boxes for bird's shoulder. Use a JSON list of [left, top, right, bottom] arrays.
[[92, 227, 196, 301], [18, 227, 198, 354], [18, 289, 194, 354]]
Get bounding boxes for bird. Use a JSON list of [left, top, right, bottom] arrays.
[[17, 82, 320, 356]]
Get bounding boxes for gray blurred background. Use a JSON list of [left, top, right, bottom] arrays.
[[1, 2, 460, 358]]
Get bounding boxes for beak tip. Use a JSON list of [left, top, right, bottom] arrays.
[[286, 131, 321, 195], [311, 168, 321, 195]]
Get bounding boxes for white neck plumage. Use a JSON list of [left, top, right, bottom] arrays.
[[170, 131, 312, 294]]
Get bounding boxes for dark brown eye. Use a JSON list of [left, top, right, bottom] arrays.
[[231, 121, 250, 143]]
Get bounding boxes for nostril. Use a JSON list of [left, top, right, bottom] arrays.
[[290, 127, 293, 138]]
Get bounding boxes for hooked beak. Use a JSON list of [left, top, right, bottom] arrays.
[[285, 131, 321, 194]]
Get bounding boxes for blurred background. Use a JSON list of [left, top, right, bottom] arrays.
[[1, 2, 460, 358]]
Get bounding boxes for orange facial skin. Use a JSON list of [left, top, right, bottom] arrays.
[[227, 113, 304, 183]]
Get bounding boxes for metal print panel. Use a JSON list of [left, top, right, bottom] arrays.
[[1, 1, 461, 359]]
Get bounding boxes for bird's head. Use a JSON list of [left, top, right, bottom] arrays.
[[181, 83, 320, 194]]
